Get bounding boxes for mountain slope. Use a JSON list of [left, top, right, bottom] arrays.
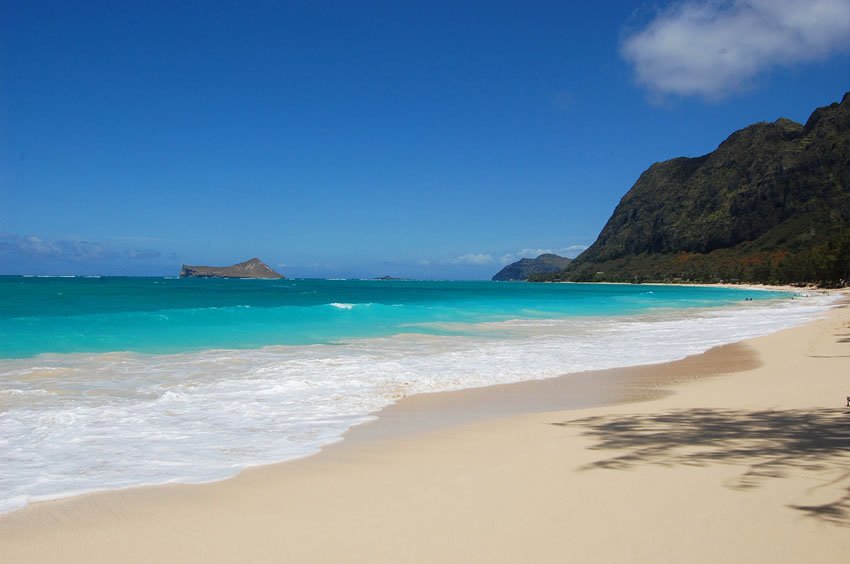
[[492, 254, 572, 281], [541, 92, 850, 285]]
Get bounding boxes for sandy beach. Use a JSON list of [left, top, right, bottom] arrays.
[[1, 293, 848, 563]]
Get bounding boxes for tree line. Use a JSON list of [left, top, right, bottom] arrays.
[[531, 228, 850, 288]]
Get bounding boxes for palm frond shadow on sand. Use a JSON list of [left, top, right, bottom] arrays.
[[555, 408, 850, 526]]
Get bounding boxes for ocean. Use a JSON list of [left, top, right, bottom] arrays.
[[0, 277, 836, 514]]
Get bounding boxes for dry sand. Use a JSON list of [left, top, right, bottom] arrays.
[[1, 295, 849, 563]]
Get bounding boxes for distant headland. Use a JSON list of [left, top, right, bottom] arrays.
[[179, 258, 285, 279], [492, 254, 573, 281]]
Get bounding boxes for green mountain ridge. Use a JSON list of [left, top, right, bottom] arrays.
[[534, 92, 850, 286], [492, 254, 573, 281]]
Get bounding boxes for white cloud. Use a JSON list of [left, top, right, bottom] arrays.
[[1, 234, 107, 260], [498, 245, 588, 265], [622, 0, 850, 99], [0, 232, 163, 262], [122, 248, 162, 260], [450, 253, 496, 265], [18, 235, 57, 256]]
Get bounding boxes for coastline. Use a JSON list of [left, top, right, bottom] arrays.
[[557, 280, 824, 293], [0, 281, 815, 513], [1, 290, 848, 562]]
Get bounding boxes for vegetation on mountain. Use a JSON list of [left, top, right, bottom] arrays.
[[533, 93, 850, 287], [492, 254, 573, 281]]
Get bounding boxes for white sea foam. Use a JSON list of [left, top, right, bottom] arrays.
[[0, 293, 838, 515]]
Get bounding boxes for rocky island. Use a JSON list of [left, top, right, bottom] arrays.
[[179, 258, 285, 279]]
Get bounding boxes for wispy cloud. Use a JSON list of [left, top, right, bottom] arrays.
[[112, 235, 162, 242], [622, 0, 850, 100], [449, 253, 497, 265], [498, 245, 588, 265], [0, 233, 165, 263], [552, 90, 574, 112], [0, 234, 108, 261], [437, 246, 588, 268], [124, 248, 163, 260]]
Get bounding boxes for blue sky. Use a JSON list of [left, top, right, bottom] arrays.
[[2, 0, 850, 278]]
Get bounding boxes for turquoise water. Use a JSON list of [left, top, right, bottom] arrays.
[[0, 277, 785, 358], [2, 276, 834, 516]]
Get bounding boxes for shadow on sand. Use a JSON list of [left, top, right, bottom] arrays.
[[555, 408, 850, 526]]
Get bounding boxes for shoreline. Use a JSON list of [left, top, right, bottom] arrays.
[[1, 292, 848, 562], [555, 280, 827, 293], [0, 283, 823, 515], [0, 342, 756, 523], [0, 288, 831, 517], [0, 339, 761, 520]]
